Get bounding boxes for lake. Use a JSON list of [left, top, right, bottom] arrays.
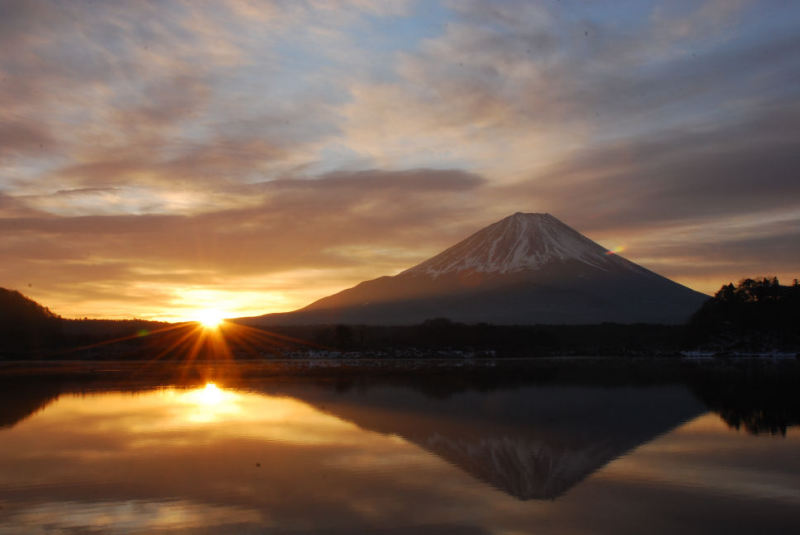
[[0, 360, 798, 534]]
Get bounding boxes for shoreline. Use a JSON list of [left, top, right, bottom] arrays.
[[1, 354, 797, 380]]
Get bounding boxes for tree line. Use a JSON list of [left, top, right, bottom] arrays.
[[1, 276, 798, 358]]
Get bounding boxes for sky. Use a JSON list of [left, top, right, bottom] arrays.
[[1, 0, 799, 321]]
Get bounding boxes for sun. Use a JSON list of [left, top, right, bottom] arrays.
[[196, 309, 225, 329]]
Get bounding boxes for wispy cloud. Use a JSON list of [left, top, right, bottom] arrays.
[[0, 168, 484, 318], [0, 0, 797, 317]]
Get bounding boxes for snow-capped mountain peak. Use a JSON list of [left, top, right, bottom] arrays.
[[403, 212, 620, 277], [253, 211, 708, 325]]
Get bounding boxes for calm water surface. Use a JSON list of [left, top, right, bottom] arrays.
[[0, 365, 798, 534]]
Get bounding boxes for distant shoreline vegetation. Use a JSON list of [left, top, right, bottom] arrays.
[[1, 277, 798, 360], [688, 277, 800, 349]]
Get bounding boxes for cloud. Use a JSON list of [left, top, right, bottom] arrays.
[[502, 100, 800, 232], [342, 0, 799, 180], [0, 168, 485, 317], [0, 0, 362, 201], [628, 216, 800, 283], [0, 1, 797, 316], [0, 192, 47, 218], [0, 120, 57, 161]]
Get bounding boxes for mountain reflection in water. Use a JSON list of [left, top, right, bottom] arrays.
[[266, 383, 703, 500], [0, 366, 798, 534]]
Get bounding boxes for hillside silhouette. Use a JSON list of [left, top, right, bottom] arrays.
[[0, 288, 62, 354], [0, 287, 169, 359]]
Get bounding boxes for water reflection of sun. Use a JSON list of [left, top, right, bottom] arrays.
[[194, 383, 224, 404], [179, 383, 241, 423]]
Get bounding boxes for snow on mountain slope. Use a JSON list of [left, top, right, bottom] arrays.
[[403, 212, 639, 276]]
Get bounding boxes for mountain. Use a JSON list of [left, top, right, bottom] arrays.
[[252, 213, 708, 325]]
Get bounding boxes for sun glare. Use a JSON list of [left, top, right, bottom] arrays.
[[196, 382, 224, 405], [196, 309, 225, 329]]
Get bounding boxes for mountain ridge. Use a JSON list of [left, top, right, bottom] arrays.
[[251, 213, 708, 325]]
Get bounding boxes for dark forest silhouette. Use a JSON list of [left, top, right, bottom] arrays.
[[687, 277, 800, 351]]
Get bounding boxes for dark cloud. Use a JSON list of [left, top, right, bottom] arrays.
[[0, 119, 56, 160], [53, 187, 122, 197], [702, 230, 800, 269], [271, 168, 484, 191], [633, 220, 800, 281], [505, 101, 800, 232], [56, 138, 286, 189]]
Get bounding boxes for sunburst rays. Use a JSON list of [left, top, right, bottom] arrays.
[[54, 320, 325, 373]]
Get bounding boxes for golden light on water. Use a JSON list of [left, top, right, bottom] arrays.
[[179, 383, 240, 423], [195, 383, 224, 405]]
